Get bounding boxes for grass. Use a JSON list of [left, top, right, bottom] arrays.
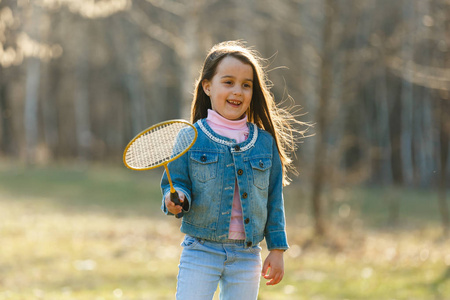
[[0, 163, 449, 299]]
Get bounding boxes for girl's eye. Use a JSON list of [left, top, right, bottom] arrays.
[[224, 81, 233, 85]]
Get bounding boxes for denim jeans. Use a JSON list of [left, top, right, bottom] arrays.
[[176, 235, 262, 300]]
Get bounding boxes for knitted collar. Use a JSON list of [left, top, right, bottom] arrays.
[[197, 118, 258, 152]]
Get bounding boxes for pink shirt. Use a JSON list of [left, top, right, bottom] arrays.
[[206, 109, 248, 240]]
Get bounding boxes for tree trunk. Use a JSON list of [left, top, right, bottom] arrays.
[[0, 69, 14, 155], [420, 88, 434, 186], [40, 9, 59, 159], [388, 71, 404, 185], [24, 57, 41, 165], [24, 4, 42, 165], [310, 0, 335, 237], [74, 21, 93, 162], [41, 61, 60, 159], [377, 62, 393, 185], [122, 20, 147, 134], [438, 96, 449, 234], [399, 0, 415, 185], [179, 2, 200, 120]]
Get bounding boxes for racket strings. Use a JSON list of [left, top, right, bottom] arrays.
[[125, 122, 196, 169]]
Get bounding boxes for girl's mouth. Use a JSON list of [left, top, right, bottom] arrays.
[[227, 100, 242, 107]]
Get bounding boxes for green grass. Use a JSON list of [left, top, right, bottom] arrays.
[[0, 164, 161, 215], [0, 163, 449, 299]]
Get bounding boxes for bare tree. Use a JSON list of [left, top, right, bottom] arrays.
[[310, 0, 337, 236], [74, 21, 92, 162], [438, 95, 449, 234], [23, 4, 42, 164], [0, 68, 14, 155]]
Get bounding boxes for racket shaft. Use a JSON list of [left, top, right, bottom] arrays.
[[164, 165, 183, 218]]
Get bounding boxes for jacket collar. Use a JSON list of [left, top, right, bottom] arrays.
[[197, 118, 258, 152]]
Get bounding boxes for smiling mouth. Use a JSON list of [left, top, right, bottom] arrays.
[[227, 100, 242, 106]]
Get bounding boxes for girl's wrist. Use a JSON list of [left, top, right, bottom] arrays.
[[270, 249, 285, 254]]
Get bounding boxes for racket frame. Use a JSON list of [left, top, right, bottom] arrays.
[[123, 119, 198, 218], [123, 119, 197, 172]]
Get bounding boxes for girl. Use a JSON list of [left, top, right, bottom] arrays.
[[161, 41, 301, 300]]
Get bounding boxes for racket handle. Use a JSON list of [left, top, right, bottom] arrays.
[[170, 191, 184, 219]]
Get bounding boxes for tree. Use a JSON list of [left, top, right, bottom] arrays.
[[310, 0, 337, 236]]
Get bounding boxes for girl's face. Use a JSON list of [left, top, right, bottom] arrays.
[[202, 56, 253, 120]]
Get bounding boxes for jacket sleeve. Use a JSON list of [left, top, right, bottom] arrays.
[[264, 138, 289, 251], [160, 149, 192, 216]]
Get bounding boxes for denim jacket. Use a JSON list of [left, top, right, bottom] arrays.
[[161, 119, 288, 251]]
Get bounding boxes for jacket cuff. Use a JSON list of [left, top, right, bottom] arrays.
[[265, 230, 289, 251]]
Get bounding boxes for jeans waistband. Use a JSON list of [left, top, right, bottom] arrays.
[[194, 237, 246, 246]]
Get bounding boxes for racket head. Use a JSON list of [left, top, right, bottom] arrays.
[[123, 119, 198, 171]]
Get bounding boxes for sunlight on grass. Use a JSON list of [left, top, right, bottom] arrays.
[[0, 165, 449, 299], [1, 198, 182, 299]]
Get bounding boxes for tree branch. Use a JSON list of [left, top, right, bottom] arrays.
[[387, 56, 450, 92], [126, 7, 185, 58]]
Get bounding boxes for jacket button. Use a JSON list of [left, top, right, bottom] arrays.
[[259, 161, 264, 168], [246, 241, 252, 247], [237, 169, 243, 175], [242, 192, 248, 199], [201, 155, 207, 162], [244, 218, 250, 224], [234, 145, 240, 151]]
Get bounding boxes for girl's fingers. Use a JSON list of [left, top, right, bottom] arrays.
[[170, 201, 183, 213], [265, 273, 276, 285], [261, 260, 270, 277], [165, 196, 183, 214], [263, 267, 273, 280], [266, 272, 283, 285], [263, 267, 284, 285], [170, 206, 182, 214]]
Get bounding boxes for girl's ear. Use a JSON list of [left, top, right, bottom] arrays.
[[202, 79, 211, 96]]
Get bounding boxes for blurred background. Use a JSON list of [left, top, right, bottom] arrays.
[[1, 0, 450, 299]]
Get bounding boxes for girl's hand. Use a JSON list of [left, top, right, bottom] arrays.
[[261, 249, 285, 285], [164, 190, 186, 215]]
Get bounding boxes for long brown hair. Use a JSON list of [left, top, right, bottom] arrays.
[[191, 41, 305, 186]]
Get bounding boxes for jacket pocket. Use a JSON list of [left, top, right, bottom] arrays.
[[250, 158, 272, 189], [190, 151, 219, 183]]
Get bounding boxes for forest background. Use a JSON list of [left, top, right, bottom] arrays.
[[0, 0, 450, 299]]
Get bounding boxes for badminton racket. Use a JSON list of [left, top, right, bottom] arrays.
[[123, 119, 198, 218]]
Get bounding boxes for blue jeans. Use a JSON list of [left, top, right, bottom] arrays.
[[176, 235, 262, 300]]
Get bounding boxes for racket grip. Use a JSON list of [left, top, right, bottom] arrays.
[[170, 191, 184, 219]]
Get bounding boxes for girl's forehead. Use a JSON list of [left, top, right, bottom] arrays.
[[215, 56, 253, 77]]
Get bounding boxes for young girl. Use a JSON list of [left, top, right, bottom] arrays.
[[161, 40, 300, 300]]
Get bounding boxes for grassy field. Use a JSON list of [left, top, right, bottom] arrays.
[[0, 163, 449, 299]]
